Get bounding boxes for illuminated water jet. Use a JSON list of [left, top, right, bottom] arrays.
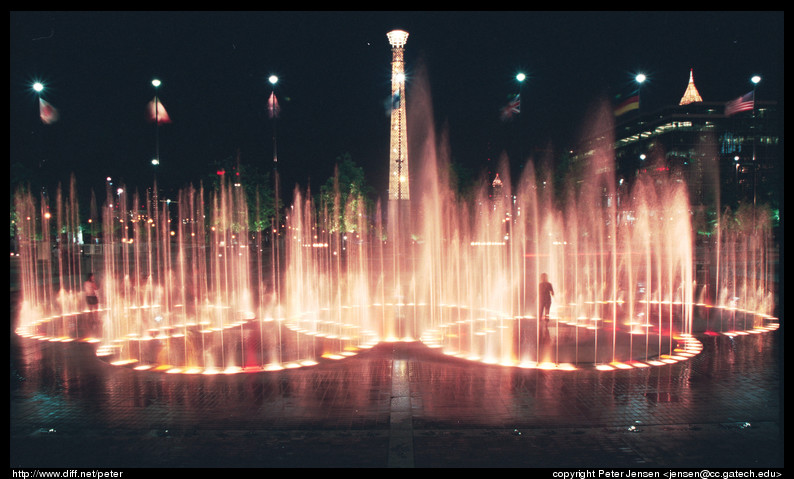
[[12, 72, 777, 375]]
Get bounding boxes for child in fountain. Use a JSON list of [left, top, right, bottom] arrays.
[[539, 273, 554, 321], [84, 273, 99, 309], [84, 273, 100, 333]]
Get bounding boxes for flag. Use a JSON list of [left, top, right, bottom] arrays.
[[614, 94, 639, 116], [725, 91, 754, 116], [39, 98, 59, 124], [147, 97, 171, 124], [268, 91, 280, 119], [500, 94, 520, 121]]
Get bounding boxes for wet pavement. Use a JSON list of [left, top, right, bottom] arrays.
[[10, 304, 783, 469]]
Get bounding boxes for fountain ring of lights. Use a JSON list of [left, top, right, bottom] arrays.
[[15, 300, 778, 374]]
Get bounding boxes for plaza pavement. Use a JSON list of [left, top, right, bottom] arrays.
[[10, 319, 783, 470]]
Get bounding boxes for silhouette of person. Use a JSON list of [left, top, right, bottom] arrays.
[[539, 273, 554, 321], [84, 273, 100, 334], [84, 273, 99, 310]]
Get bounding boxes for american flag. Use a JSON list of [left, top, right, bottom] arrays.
[[725, 91, 754, 116]]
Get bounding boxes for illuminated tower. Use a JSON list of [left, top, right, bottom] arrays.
[[679, 69, 703, 105], [387, 30, 409, 202]]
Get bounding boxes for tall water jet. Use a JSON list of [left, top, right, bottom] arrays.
[[13, 34, 777, 373], [276, 71, 715, 370]]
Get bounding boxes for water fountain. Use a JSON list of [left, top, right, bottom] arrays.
[[13, 73, 777, 374]]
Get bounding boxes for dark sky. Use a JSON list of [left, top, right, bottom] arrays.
[[10, 11, 784, 201]]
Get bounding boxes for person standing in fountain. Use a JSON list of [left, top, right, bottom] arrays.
[[539, 273, 554, 321], [84, 273, 100, 334]]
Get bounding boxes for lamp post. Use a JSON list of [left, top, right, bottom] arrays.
[[32, 82, 44, 170], [268, 75, 279, 170], [750, 75, 761, 210], [151, 79, 162, 168], [635, 73, 646, 112], [150, 79, 162, 211], [268, 74, 281, 305], [515, 72, 526, 162]]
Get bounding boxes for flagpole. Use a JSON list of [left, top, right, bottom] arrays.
[[750, 75, 761, 211], [152, 79, 161, 171], [269, 75, 279, 172], [32, 82, 45, 170], [516, 72, 526, 162], [635, 73, 646, 113], [268, 74, 280, 306]]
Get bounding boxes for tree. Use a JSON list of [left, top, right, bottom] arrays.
[[317, 153, 375, 233], [206, 153, 275, 233]]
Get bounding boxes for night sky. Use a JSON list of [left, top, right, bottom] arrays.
[[10, 11, 784, 202]]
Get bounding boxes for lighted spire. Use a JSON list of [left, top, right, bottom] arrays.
[[492, 173, 503, 188], [679, 69, 703, 106], [387, 30, 409, 202]]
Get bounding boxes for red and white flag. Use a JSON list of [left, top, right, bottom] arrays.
[[725, 91, 754, 116], [268, 91, 280, 119], [39, 98, 59, 124], [147, 97, 172, 124]]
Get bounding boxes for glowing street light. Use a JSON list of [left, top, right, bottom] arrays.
[[32, 82, 44, 93], [635, 73, 647, 112]]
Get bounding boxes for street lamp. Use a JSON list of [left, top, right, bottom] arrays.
[[268, 75, 279, 168], [515, 72, 526, 161], [152, 79, 161, 167], [750, 75, 761, 209], [31, 82, 47, 173], [267, 73, 281, 304], [635, 73, 646, 111]]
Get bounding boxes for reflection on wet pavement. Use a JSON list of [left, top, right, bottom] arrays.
[[10, 321, 782, 468]]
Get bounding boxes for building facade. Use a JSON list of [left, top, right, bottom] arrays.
[[570, 73, 781, 217]]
